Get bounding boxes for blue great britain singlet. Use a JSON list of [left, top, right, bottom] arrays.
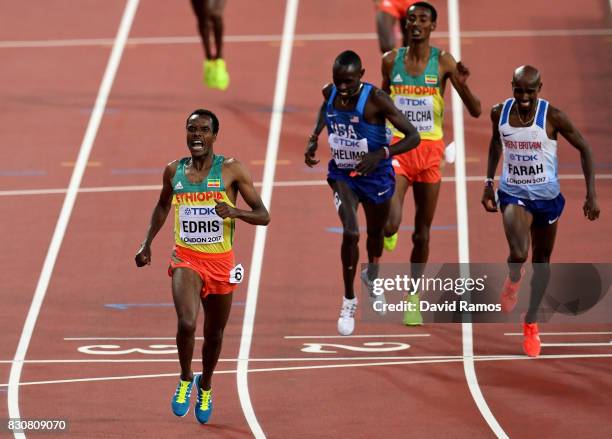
[[325, 83, 391, 174], [171, 155, 235, 253], [498, 98, 560, 200]]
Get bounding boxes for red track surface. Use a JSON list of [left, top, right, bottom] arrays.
[[1, 0, 610, 437]]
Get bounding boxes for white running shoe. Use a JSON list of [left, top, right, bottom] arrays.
[[444, 141, 456, 164], [337, 297, 357, 335], [361, 269, 386, 315]]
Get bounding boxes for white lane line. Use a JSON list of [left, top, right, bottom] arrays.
[[236, 2, 298, 438], [283, 334, 430, 339], [541, 342, 612, 347], [448, 1, 508, 438], [6, 1, 140, 437], [64, 334, 429, 341], [0, 28, 610, 48], [64, 337, 204, 340], [505, 331, 612, 336], [2, 173, 610, 197], [2, 353, 611, 388], [0, 356, 464, 364]]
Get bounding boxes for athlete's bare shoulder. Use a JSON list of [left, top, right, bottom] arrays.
[[438, 49, 457, 75], [370, 85, 392, 103], [322, 83, 333, 99], [546, 104, 564, 123], [545, 103, 572, 133], [164, 159, 179, 177], [490, 103, 504, 122], [222, 156, 248, 180], [382, 48, 398, 65], [222, 156, 241, 170]]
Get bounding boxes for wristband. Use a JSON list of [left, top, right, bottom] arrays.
[[383, 146, 390, 159], [484, 178, 494, 187]]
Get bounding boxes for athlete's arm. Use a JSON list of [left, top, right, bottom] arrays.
[[380, 50, 395, 94], [440, 52, 481, 118], [135, 162, 176, 266], [376, 88, 420, 155], [215, 159, 270, 226], [355, 88, 420, 175], [481, 105, 503, 212], [305, 83, 333, 167], [549, 107, 600, 220]]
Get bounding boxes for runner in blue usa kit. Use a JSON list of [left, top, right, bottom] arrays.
[[482, 65, 600, 357], [305, 50, 420, 336]]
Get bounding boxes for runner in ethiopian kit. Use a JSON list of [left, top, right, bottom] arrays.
[[305, 50, 420, 336], [135, 109, 270, 423], [482, 65, 599, 357], [380, 1, 481, 325]]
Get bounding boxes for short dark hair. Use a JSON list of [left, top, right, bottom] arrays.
[[409, 2, 437, 22], [333, 50, 362, 71], [186, 108, 219, 134]]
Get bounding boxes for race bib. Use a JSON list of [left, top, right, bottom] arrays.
[[229, 264, 244, 284], [328, 133, 368, 169], [504, 149, 547, 186], [178, 205, 224, 245], [394, 95, 434, 133]]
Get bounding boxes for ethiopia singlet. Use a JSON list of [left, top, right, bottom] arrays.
[[172, 155, 235, 253], [498, 98, 559, 200], [325, 82, 390, 172], [388, 46, 444, 141]]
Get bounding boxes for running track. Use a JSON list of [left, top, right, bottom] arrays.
[[1, 1, 611, 437]]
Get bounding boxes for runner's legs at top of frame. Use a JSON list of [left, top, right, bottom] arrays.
[[191, 0, 230, 90]]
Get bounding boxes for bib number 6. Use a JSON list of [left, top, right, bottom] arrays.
[[230, 263, 244, 284]]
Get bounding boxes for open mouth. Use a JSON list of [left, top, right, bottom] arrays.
[[191, 140, 204, 150], [518, 100, 531, 109]]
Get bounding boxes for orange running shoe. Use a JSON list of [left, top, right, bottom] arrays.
[[522, 322, 541, 357], [499, 268, 525, 313]]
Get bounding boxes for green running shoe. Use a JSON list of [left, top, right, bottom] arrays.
[[383, 233, 398, 252], [214, 59, 230, 91], [403, 293, 423, 326], [203, 59, 216, 88]]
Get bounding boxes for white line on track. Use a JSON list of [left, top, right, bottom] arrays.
[[7, 2, 140, 438], [1, 173, 610, 198], [283, 334, 430, 339], [62, 334, 430, 340], [447, 1, 507, 438], [64, 337, 204, 340], [0, 356, 468, 364], [1, 353, 610, 388], [236, 2, 298, 438], [505, 331, 612, 336], [541, 342, 612, 347], [0, 28, 609, 49]]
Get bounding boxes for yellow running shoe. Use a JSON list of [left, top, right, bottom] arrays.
[[203, 59, 216, 88], [214, 59, 230, 91], [383, 233, 398, 252], [403, 293, 423, 326]]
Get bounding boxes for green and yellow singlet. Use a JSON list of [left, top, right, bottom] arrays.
[[388, 46, 444, 141], [172, 155, 234, 254]]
